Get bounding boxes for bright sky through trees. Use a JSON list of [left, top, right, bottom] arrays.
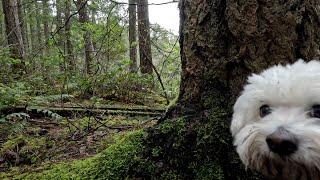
[[118, 0, 180, 34], [148, 0, 179, 34]]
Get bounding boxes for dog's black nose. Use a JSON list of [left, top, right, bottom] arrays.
[[266, 127, 298, 156]]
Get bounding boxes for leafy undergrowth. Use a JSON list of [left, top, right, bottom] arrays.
[[0, 71, 169, 111], [0, 112, 156, 178]]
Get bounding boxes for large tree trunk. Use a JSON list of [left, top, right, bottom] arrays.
[[137, 0, 153, 74], [175, 0, 320, 114], [2, 0, 25, 75], [65, 0, 74, 71], [129, 0, 137, 72], [77, 0, 95, 76], [143, 0, 320, 179]]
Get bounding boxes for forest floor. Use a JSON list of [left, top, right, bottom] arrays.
[[0, 94, 166, 178]]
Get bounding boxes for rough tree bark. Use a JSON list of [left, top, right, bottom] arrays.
[[175, 0, 320, 114], [65, 0, 74, 71], [137, 0, 153, 74], [2, 0, 25, 75], [129, 0, 137, 72], [143, 0, 320, 179], [77, 0, 95, 76]]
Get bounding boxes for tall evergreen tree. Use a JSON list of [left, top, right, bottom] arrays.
[[137, 0, 152, 74], [65, 0, 74, 71], [129, 0, 137, 72], [2, 0, 25, 63], [77, 0, 95, 75]]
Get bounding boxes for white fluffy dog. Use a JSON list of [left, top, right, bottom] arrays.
[[231, 60, 320, 179]]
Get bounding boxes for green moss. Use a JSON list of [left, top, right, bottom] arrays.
[[1, 135, 53, 165], [141, 108, 259, 179], [14, 130, 155, 180], [195, 162, 224, 180]]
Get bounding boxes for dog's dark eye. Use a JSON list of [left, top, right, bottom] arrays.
[[310, 105, 320, 118], [260, 105, 272, 117]]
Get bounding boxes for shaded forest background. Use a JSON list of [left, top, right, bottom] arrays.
[[0, 0, 180, 108], [0, 0, 181, 177]]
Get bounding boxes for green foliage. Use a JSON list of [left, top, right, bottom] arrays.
[[0, 82, 31, 109], [30, 94, 74, 106], [151, 25, 181, 99], [74, 70, 155, 104], [0, 48, 18, 81]]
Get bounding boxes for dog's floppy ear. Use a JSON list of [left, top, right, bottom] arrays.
[[230, 112, 244, 137], [231, 94, 250, 136]]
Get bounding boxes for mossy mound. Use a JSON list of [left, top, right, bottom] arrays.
[[12, 130, 153, 180], [1, 135, 54, 166], [8, 109, 261, 179]]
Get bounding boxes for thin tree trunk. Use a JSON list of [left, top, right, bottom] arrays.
[[77, 0, 94, 76], [29, 16, 36, 69], [1, 0, 25, 68], [143, 0, 320, 179], [0, 2, 5, 45], [137, 0, 153, 74], [43, 0, 50, 53], [17, 0, 28, 56], [35, 1, 43, 57], [90, 1, 97, 51], [56, 0, 65, 71], [65, 0, 74, 71], [129, 0, 137, 72]]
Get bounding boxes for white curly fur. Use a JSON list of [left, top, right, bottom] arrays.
[[231, 59, 320, 179]]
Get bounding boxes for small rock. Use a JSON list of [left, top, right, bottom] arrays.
[[38, 129, 49, 136]]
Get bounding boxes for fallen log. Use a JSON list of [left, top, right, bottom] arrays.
[[0, 106, 166, 118]]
